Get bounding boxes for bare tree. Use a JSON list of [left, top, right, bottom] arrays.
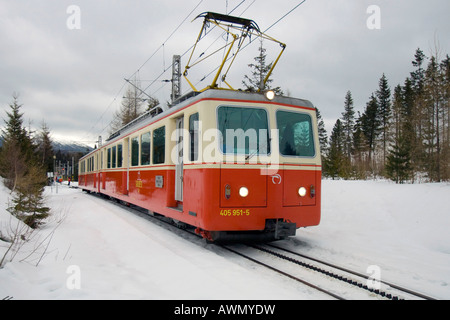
[[110, 84, 146, 134]]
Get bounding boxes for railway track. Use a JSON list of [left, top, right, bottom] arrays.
[[222, 244, 437, 300], [88, 192, 438, 300]]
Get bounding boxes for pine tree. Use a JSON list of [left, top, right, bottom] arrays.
[[315, 107, 329, 176], [440, 55, 450, 181], [327, 119, 348, 179], [386, 85, 412, 183], [341, 91, 355, 164], [35, 121, 54, 173], [352, 113, 369, 179], [360, 94, 381, 167], [422, 53, 450, 182], [0, 95, 35, 190], [9, 165, 50, 228], [376, 74, 391, 168], [1, 95, 34, 159], [0, 95, 50, 228], [242, 39, 283, 94], [410, 48, 428, 175], [386, 136, 412, 183], [315, 107, 328, 155]]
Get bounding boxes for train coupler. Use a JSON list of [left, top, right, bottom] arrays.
[[272, 219, 297, 239]]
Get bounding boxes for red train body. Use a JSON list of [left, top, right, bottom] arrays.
[[79, 89, 321, 242]]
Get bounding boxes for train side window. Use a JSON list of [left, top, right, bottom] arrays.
[[117, 144, 123, 168], [112, 146, 117, 168], [189, 113, 199, 161], [277, 110, 315, 157], [131, 137, 139, 166], [153, 126, 165, 164], [141, 132, 151, 165], [107, 148, 111, 169]]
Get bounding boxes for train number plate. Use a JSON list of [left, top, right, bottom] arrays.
[[219, 209, 250, 217]]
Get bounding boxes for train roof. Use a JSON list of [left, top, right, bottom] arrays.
[[110, 89, 313, 139]]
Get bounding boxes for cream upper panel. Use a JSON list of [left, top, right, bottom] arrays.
[[186, 98, 321, 167]]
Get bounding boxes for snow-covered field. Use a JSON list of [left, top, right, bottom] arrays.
[[0, 179, 449, 300]]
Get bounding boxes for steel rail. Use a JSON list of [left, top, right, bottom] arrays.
[[265, 244, 438, 300], [221, 245, 345, 300]]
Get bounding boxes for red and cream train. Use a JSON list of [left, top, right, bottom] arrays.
[[78, 89, 321, 242]]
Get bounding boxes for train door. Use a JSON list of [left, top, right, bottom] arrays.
[[175, 116, 184, 202]]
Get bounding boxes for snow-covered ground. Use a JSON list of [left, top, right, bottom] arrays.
[[0, 179, 449, 300]]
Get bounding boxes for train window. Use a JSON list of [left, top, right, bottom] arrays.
[[189, 113, 199, 161], [131, 137, 139, 166], [141, 132, 151, 165], [117, 144, 123, 168], [277, 110, 315, 157], [112, 146, 117, 168], [218, 106, 270, 155], [107, 148, 111, 169], [153, 126, 165, 164]]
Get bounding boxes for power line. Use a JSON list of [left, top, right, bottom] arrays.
[[264, 0, 307, 33], [84, 0, 205, 140], [130, 0, 205, 77]]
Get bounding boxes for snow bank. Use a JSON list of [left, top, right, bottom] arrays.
[[1, 179, 449, 299], [290, 179, 450, 299]]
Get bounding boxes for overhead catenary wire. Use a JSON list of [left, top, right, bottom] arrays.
[[264, 0, 306, 34], [130, 0, 205, 78], [84, 0, 205, 141]]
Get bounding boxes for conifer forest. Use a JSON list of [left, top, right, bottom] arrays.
[[318, 48, 450, 183]]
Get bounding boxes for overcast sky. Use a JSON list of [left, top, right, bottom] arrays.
[[1, 0, 449, 146]]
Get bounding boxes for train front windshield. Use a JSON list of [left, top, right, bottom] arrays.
[[217, 106, 316, 158], [277, 110, 315, 157], [218, 106, 270, 156]]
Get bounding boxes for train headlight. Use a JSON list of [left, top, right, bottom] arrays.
[[264, 90, 275, 100], [298, 187, 307, 197], [239, 187, 249, 198]]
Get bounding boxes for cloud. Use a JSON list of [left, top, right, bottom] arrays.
[[0, 0, 449, 143]]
